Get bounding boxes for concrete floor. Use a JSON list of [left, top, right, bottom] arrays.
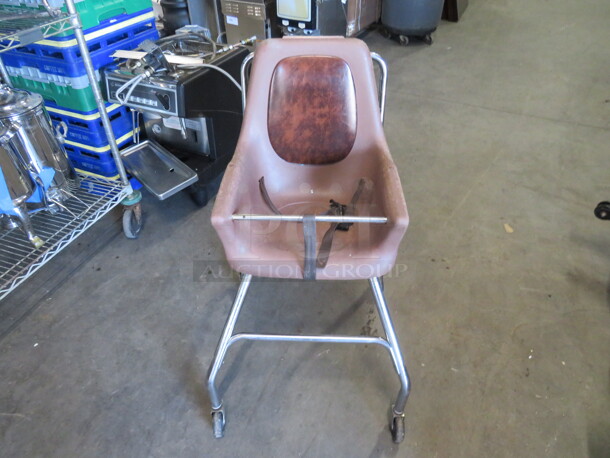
[[1, 0, 610, 456]]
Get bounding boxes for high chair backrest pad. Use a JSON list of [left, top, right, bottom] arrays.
[[268, 55, 357, 165]]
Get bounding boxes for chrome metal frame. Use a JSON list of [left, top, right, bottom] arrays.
[[64, 2, 129, 187], [371, 52, 388, 125], [232, 214, 387, 223], [208, 51, 407, 440], [0, 7, 76, 52], [240, 52, 255, 110], [0, 175, 130, 301], [0, 2, 129, 187], [0, 0, 134, 302], [206, 274, 411, 433]]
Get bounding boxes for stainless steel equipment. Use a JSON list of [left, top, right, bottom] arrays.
[[102, 37, 249, 206], [142, 112, 214, 157], [220, 0, 279, 43], [186, 0, 225, 42], [277, 0, 380, 37], [277, 0, 345, 35], [0, 125, 42, 247], [120, 140, 198, 200], [0, 85, 80, 247], [0, 85, 77, 206]]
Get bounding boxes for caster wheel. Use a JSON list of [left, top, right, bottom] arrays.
[[399, 35, 409, 46], [390, 415, 405, 444], [190, 186, 209, 207], [122, 203, 143, 239], [380, 27, 391, 39], [423, 34, 433, 45], [595, 202, 610, 220], [212, 410, 225, 439]]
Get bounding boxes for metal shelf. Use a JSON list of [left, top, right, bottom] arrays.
[[0, 175, 131, 301], [0, 6, 76, 52], [0, 0, 135, 302]]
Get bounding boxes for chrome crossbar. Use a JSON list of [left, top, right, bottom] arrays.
[[227, 333, 392, 351], [231, 214, 388, 223]]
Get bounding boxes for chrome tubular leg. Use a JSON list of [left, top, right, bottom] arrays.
[[65, 0, 130, 187], [369, 277, 410, 415], [207, 274, 253, 410]]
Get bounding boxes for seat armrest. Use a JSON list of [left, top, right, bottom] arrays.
[[375, 149, 409, 231], [212, 150, 254, 232], [368, 147, 409, 267]]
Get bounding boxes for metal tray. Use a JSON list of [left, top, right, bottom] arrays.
[[120, 140, 198, 200]]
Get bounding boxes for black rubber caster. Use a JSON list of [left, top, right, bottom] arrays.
[[212, 410, 225, 439], [390, 414, 405, 444], [122, 203, 143, 239], [189, 186, 209, 207], [595, 202, 610, 220], [423, 34, 433, 45], [398, 35, 409, 46], [379, 27, 392, 39]]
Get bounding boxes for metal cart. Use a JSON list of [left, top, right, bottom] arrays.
[[0, 0, 142, 302]]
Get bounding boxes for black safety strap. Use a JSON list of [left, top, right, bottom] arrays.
[[317, 178, 368, 268], [258, 176, 370, 279], [259, 177, 282, 215], [302, 215, 317, 280]]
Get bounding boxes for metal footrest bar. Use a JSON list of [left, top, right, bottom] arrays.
[[227, 333, 393, 351]]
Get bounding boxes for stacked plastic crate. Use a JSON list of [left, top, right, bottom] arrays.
[[1, 0, 158, 179]]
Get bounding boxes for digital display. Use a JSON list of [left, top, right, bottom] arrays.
[[277, 0, 312, 22]]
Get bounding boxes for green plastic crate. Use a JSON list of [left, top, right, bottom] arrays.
[[10, 74, 99, 111], [14, 0, 153, 36]]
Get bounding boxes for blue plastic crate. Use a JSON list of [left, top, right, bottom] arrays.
[[130, 176, 143, 191], [63, 130, 135, 178], [46, 101, 134, 147], [2, 9, 157, 78]]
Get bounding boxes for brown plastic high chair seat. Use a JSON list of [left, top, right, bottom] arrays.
[[206, 37, 412, 444], [211, 36, 408, 280]]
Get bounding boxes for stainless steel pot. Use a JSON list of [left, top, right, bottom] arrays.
[[0, 85, 77, 206], [0, 124, 43, 248]]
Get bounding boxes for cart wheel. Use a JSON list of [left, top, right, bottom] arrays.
[[212, 410, 225, 439], [189, 186, 209, 207], [423, 34, 433, 45], [595, 201, 610, 220], [399, 35, 409, 46], [380, 27, 391, 39], [390, 415, 405, 444], [123, 203, 143, 239]]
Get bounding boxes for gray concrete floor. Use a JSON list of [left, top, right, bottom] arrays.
[[1, 0, 610, 456]]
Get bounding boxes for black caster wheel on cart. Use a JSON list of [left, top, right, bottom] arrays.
[[398, 35, 409, 46], [379, 27, 392, 39], [123, 202, 143, 239], [594, 201, 610, 220], [189, 173, 224, 208], [190, 186, 209, 207], [390, 414, 405, 444], [212, 410, 226, 439], [423, 34, 433, 45]]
